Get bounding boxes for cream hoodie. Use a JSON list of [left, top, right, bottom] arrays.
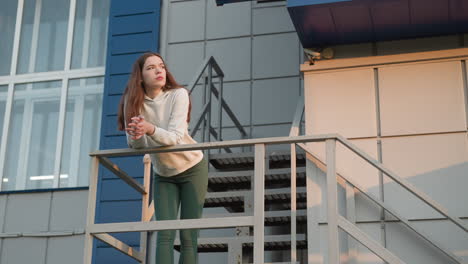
[[126, 88, 203, 176]]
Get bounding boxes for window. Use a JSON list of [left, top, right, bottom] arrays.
[[0, 0, 109, 191]]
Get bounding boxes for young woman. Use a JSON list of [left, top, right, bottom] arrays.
[[117, 52, 207, 264]]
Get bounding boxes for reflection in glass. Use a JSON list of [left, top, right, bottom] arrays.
[[0, 86, 8, 186], [17, 0, 70, 74], [1, 81, 61, 191], [71, 0, 109, 69], [0, 0, 18, 76], [59, 77, 103, 187]]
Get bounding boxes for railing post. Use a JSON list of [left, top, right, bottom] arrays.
[[326, 139, 339, 264], [217, 76, 223, 153], [290, 143, 297, 263], [205, 63, 213, 159], [83, 156, 99, 264], [253, 144, 265, 264], [202, 75, 207, 144], [140, 155, 152, 264]]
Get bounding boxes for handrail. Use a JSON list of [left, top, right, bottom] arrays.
[[288, 100, 467, 264], [84, 134, 410, 264], [89, 134, 339, 157], [186, 56, 247, 152]]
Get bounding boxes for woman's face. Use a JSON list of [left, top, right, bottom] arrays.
[[141, 55, 166, 89]]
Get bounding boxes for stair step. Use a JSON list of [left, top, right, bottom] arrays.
[[208, 167, 306, 186], [203, 210, 307, 225], [174, 234, 306, 252], [204, 187, 307, 210], [209, 150, 306, 170]]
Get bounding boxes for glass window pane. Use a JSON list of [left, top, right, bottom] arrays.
[[1, 81, 62, 191], [16, 0, 35, 74], [71, 0, 110, 69], [59, 77, 103, 188], [0, 0, 18, 76], [0, 85, 8, 153], [17, 0, 70, 74]]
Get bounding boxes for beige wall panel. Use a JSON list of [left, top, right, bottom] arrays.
[[305, 68, 377, 138], [381, 133, 468, 219], [379, 61, 466, 136], [307, 139, 381, 222]]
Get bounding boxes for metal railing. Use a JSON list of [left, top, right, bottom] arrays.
[[83, 130, 468, 264], [288, 98, 467, 264], [187, 56, 248, 153]]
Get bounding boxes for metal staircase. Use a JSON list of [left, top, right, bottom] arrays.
[[83, 58, 468, 264]]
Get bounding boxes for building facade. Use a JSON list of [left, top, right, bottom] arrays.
[[0, 0, 467, 263]]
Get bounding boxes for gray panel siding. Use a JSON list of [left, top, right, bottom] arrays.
[[206, 37, 251, 82], [1, 237, 47, 264], [46, 235, 85, 264], [168, 1, 205, 43], [252, 77, 299, 125], [164, 0, 304, 142], [206, 0, 251, 39], [252, 33, 300, 79], [0, 196, 6, 232], [166, 42, 205, 85], [49, 191, 88, 231], [0, 190, 87, 264], [253, 6, 295, 35], [4, 192, 51, 233], [209, 81, 251, 127]]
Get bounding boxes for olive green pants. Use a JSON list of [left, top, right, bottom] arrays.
[[153, 159, 208, 264]]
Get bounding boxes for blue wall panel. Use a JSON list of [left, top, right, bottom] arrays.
[[108, 74, 130, 95], [112, 13, 157, 35], [103, 94, 122, 116], [95, 0, 161, 262], [111, 32, 156, 55]]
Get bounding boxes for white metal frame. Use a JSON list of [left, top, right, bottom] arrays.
[[0, 0, 106, 191]]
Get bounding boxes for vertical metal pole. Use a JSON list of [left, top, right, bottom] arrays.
[[253, 144, 265, 264], [140, 155, 152, 264], [83, 156, 99, 264], [217, 76, 223, 153], [202, 75, 207, 143], [205, 64, 213, 158], [305, 154, 322, 263], [345, 183, 357, 264], [290, 144, 297, 263], [326, 139, 339, 264], [206, 64, 212, 142]]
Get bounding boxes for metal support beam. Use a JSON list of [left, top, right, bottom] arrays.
[[326, 139, 339, 264], [338, 216, 405, 264], [89, 216, 255, 234], [83, 156, 99, 264], [97, 156, 146, 195], [94, 233, 144, 262], [253, 144, 265, 264]]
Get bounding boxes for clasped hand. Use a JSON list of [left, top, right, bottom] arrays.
[[125, 115, 155, 140]]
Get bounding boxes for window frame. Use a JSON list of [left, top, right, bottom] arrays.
[[0, 0, 107, 191]]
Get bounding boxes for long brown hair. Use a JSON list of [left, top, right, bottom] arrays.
[[117, 52, 191, 131]]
